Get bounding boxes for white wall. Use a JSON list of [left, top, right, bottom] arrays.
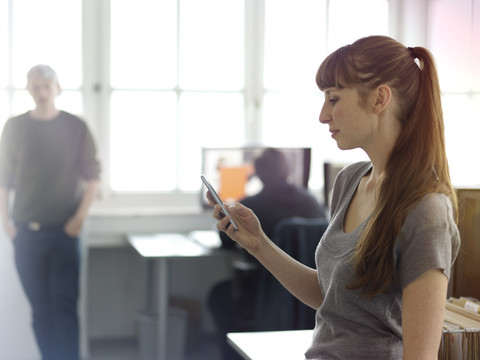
[[0, 231, 40, 360], [0, 224, 108, 360]]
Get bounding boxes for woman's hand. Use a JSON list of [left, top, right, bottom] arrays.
[[207, 190, 324, 309], [207, 190, 267, 255]]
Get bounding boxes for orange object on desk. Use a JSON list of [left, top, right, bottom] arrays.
[[218, 165, 254, 203]]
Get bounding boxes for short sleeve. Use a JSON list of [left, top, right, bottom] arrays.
[[395, 193, 460, 289]]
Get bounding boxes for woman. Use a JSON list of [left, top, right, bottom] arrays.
[[206, 35, 460, 359]]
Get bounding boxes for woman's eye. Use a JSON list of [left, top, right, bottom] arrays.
[[329, 98, 338, 104]]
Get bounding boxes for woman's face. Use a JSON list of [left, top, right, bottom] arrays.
[[319, 87, 375, 151]]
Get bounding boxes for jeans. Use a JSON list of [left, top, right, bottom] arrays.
[[13, 225, 80, 360]]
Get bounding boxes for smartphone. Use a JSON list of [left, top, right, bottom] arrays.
[[200, 174, 239, 231]]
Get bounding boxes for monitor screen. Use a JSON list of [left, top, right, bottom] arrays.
[[323, 161, 348, 207], [201, 146, 311, 208]]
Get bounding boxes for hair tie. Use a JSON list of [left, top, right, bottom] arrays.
[[407, 46, 416, 58]]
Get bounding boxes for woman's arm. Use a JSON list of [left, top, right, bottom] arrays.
[[402, 268, 447, 360], [210, 194, 324, 309]]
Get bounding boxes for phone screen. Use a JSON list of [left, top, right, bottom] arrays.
[[201, 175, 239, 231]]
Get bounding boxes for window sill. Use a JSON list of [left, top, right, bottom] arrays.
[[89, 192, 209, 217]]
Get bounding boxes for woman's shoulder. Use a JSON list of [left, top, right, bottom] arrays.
[[329, 161, 371, 213], [336, 161, 371, 184], [404, 193, 457, 233], [396, 192, 460, 289]]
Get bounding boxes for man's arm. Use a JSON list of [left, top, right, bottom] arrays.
[[64, 179, 99, 237], [0, 186, 16, 239]]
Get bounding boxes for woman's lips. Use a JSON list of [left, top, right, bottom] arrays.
[[330, 129, 339, 138]]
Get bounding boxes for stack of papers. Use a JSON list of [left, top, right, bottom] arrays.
[[439, 297, 480, 360]]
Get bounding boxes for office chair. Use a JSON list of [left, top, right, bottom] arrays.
[[254, 216, 329, 331]]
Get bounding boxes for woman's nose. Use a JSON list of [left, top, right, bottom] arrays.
[[319, 104, 331, 124]]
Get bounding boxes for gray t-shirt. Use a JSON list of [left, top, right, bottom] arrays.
[[0, 111, 101, 225], [304, 161, 460, 360]]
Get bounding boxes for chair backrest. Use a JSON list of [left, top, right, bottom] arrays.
[[255, 217, 329, 331]]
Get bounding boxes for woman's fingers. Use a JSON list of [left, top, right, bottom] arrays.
[[216, 215, 233, 233], [206, 190, 218, 207], [212, 203, 226, 220]]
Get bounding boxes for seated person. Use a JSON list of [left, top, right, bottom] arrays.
[[207, 148, 326, 360]]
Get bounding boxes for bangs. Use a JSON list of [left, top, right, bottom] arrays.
[[316, 45, 354, 91]]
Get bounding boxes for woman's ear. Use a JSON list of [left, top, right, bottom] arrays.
[[372, 85, 392, 114]]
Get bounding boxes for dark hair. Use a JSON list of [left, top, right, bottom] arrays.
[[254, 148, 289, 185], [317, 35, 457, 297]]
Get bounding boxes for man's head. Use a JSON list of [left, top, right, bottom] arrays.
[[254, 148, 290, 186], [26, 64, 60, 109], [27, 64, 59, 84]]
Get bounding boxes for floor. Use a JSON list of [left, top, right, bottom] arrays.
[[88, 334, 223, 360]]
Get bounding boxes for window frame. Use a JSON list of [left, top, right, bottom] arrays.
[[66, 0, 395, 209], [5, 0, 478, 212], [85, 0, 264, 207], [87, 0, 389, 208]]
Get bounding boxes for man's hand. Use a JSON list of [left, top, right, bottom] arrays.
[[64, 216, 84, 237], [3, 221, 17, 240]]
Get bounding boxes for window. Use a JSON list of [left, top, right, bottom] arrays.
[[0, 0, 83, 126], [0, 0, 7, 125], [109, 0, 245, 193], [262, 0, 388, 188], [428, 0, 480, 186], [19, 1, 480, 206], [105, 0, 389, 197]]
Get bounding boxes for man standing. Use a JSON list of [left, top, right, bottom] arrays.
[[0, 65, 100, 360]]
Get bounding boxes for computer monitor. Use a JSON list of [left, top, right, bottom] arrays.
[[201, 146, 311, 208], [323, 161, 348, 207]]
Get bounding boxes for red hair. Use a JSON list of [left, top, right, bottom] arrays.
[[317, 35, 457, 297]]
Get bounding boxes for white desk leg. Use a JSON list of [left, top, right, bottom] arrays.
[[145, 259, 155, 313], [157, 258, 169, 360]]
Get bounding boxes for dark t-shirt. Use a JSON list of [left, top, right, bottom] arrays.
[[220, 181, 326, 249], [0, 111, 101, 224]]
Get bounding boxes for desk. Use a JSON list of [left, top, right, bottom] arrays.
[[227, 329, 314, 360], [128, 231, 232, 360]]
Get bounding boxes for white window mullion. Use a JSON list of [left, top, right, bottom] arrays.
[[175, 0, 182, 191], [85, 0, 112, 198], [5, 0, 14, 123], [244, 0, 265, 144]]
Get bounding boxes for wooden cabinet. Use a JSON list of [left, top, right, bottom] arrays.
[[451, 188, 480, 299]]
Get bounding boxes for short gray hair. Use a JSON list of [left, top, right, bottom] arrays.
[[27, 64, 59, 84]]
